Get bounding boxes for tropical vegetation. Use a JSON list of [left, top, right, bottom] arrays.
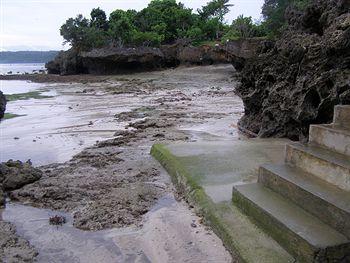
[[60, 0, 311, 51]]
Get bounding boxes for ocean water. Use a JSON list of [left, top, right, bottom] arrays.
[[0, 63, 46, 75]]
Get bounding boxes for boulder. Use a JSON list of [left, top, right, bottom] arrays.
[[236, 0, 350, 140], [0, 160, 42, 191], [0, 91, 6, 120]]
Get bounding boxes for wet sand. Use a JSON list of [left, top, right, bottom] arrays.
[[0, 65, 242, 262]]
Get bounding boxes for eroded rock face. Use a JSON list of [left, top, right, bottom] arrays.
[[46, 39, 262, 75], [237, 0, 350, 140], [0, 91, 6, 120], [0, 160, 42, 191], [46, 49, 86, 75], [80, 47, 166, 74]]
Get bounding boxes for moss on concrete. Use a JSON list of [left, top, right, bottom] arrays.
[[151, 143, 294, 262]]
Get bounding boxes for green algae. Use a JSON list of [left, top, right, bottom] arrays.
[[5, 91, 52, 101]]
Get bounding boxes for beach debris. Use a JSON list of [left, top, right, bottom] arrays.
[[49, 215, 66, 226]]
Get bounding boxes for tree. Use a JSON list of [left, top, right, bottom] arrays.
[[108, 10, 135, 46], [134, 0, 195, 43], [186, 27, 205, 44], [226, 15, 266, 39], [262, 0, 310, 36], [90, 7, 108, 30], [132, 30, 164, 46], [198, 0, 233, 22], [60, 14, 90, 49]]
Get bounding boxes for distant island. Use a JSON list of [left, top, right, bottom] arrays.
[[0, 51, 59, 64]]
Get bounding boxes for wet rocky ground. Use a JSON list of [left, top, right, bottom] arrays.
[[0, 65, 242, 262]]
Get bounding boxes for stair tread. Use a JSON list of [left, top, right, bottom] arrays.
[[313, 124, 350, 136], [288, 142, 350, 169], [234, 183, 349, 247], [262, 164, 350, 213]]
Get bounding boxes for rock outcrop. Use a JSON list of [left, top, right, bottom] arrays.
[[46, 49, 86, 75], [46, 39, 262, 75], [236, 0, 350, 140], [0, 160, 42, 206], [0, 91, 6, 120]]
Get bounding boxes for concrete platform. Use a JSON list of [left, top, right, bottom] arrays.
[[151, 138, 295, 262]]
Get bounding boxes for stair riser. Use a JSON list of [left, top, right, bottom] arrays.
[[334, 106, 350, 129], [259, 167, 350, 238], [232, 188, 320, 262], [309, 126, 350, 157], [285, 145, 350, 191]]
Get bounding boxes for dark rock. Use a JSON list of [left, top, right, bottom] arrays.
[[46, 39, 263, 75], [0, 186, 4, 207], [45, 49, 86, 75], [0, 91, 6, 120], [80, 47, 165, 74], [237, 0, 350, 140], [0, 160, 42, 191]]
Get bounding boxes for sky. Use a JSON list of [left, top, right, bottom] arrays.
[[0, 0, 265, 51]]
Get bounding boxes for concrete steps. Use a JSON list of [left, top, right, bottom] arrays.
[[285, 142, 350, 191], [259, 164, 350, 238], [334, 105, 350, 129], [231, 105, 350, 262], [309, 124, 350, 156], [232, 183, 350, 262]]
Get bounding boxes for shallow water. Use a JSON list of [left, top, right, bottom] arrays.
[[0, 82, 140, 165], [0, 63, 45, 75], [0, 80, 44, 94], [2, 192, 230, 263]]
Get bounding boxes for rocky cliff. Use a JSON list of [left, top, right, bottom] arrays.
[[46, 40, 261, 75], [0, 91, 6, 120], [236, 0, 350, 140]]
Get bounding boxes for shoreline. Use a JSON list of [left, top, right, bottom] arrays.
[[0, 64, 241, 262]]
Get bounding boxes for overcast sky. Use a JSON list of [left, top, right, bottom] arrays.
[[1, 0, 265, 51]]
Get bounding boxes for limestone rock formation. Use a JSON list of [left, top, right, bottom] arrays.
[[80, 47, 166, 74], [46, 39, 262, 75], [236, 0, 350, 140], [46, 48, 85, 75], [0, 160, 42, 192], [0, 91, 6, 120]]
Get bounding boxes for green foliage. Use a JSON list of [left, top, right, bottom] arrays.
[[132, 31, 164, 46], [223, 15, 267, 41], [198, 0, 233, 22], [108, 10, 135, 46], [90, 8, 108, 30], [60, 15, 89, 49], [60, 0, 242, 50], [262, 0, 310, 36], [186, 27, 205, 44]]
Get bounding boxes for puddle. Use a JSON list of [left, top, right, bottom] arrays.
[[2, 202, 149, 263], [2, 193, 230, 263]]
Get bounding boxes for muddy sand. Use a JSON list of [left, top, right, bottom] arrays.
[[0, 65, 243, 262]]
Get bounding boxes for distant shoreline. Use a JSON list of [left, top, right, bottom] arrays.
[[0, 51, 59, 64]]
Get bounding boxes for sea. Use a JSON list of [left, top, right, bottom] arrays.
[[0, 63, 46, 75]]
